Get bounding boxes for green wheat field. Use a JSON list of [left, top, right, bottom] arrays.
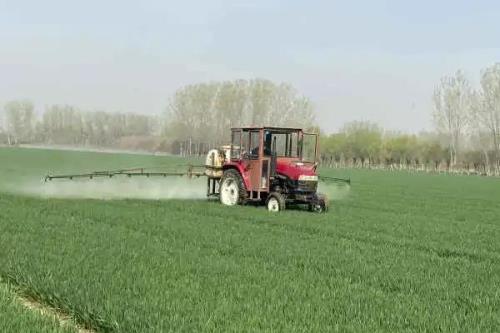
[[1, 147, 499, 332]]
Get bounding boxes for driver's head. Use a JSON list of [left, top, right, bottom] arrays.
[[264, 131, 272, 149]]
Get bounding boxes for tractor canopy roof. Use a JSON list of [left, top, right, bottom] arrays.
[[231, 126, 303, 132]]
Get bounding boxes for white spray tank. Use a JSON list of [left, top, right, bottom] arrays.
[[205, 149, 224, 178]]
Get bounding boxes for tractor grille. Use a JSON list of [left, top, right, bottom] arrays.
[[297, 180, 318, 193]]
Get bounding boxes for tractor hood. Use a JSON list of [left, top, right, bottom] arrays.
[[276, 159, 317, 180]]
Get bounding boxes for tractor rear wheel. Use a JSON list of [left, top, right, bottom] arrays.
[[220, 169, 247, 206], [266, 192, 286, 212]]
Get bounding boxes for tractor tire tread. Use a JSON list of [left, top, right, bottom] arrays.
[[266, 192, 286, 211], [221, 169, 248, 204]]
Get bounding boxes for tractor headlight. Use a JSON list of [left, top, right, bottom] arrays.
[[298, 175, 318, 181]]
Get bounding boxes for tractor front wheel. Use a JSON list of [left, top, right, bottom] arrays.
[[266, 192, 286, 212], [309, 193, 329, 213], [220, 169, 247, 206]]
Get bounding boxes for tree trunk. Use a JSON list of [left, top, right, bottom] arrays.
[[482, 148, 491, 176], [493, 134, 500, 174]]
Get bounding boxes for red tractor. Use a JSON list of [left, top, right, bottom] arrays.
[[206, 127, 329, 212]]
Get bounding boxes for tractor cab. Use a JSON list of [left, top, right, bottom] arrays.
[[218, 127, 326, 212]]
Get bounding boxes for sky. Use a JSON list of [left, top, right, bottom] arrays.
[[0, 0, 499, 133]]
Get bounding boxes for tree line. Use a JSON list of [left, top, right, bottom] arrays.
[[320, 122, 472, 173], [0, 79, 315, 154], [320, 63, 500, 176], [1, 67, 499, 176], [0, 102, 162, 149]]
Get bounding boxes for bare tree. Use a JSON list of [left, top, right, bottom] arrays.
[[165, 79, 316, 154], [4, 100, 35, 145], [475, 64, 500, 173], [432, 71, 471, 166]]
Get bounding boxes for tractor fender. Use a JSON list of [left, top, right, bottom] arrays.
[[222, 163, 251, 190]]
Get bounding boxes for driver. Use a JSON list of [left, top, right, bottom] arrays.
[[263, 131, 273, 156], [248, 131, 273, 157]]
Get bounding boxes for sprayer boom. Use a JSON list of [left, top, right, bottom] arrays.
[[44, 165, 207, 182], [318, 175, 351, 185]]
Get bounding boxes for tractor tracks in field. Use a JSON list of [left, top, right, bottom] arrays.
[[17, 294, 96, 333], [0, 277, 95, 333]]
